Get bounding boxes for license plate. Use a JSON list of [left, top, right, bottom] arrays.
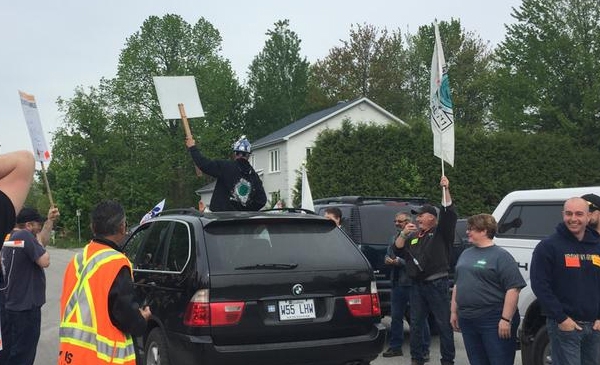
[[278, 299, 316, 320]]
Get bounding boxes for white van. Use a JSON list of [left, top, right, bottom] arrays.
[[492, 186, 600, 365]]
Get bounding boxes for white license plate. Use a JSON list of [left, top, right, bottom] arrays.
[[278, 299, 316, 320]]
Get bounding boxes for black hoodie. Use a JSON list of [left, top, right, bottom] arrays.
[[188, 145, 267, 211], [531, 223, 600, 322]]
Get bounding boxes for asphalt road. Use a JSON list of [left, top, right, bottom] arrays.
[[35, 246, 523, 365]]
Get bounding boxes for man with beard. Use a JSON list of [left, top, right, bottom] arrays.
[[581, 193, 600, 234]]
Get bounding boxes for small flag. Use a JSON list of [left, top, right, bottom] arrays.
[[430, 22, 455, 167], [301, 167, 314, 211], [140, 199, 166, 225], [19, 91, 51, 163]]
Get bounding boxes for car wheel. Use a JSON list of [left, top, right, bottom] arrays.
[[144, 328, 170, 365], [532, 325, 551, 365]]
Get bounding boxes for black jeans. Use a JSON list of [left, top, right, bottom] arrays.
[[2, 307, 41, 365]]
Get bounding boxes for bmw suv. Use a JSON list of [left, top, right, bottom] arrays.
[[123, 208, 386, 365]]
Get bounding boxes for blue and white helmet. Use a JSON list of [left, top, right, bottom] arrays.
[[232, 135, 252, 154]]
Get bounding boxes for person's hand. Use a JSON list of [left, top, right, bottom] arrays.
[[558, 317, 582, 331], [440, 175, 449, 189], [593, 319, 600, 331], [47, 207, 60, 222], [498, 318, 511, 339], [185, 137, 196, 148], [404, 223, 417, 235], [450, 312, 460, 332], [384, 256, 397, 265], [140, 305, 152, 321]]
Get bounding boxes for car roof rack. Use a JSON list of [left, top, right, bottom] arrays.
[[157, 208, 203, 217], [313, 196, 428, 205], [262, 207, 319, 215]]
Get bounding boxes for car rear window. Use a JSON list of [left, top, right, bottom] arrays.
[[204, 220, 366, 274]]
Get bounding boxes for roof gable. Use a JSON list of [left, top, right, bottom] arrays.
[[252, 97, 403, 149]]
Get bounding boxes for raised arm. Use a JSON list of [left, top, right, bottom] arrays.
[[0, 150, 35, 214]]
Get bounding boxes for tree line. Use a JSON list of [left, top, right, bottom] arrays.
[[28, 0, 600, 242]]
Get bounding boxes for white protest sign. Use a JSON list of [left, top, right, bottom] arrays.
[[19, 91, 51, 163], [153, 76, 204, 119]]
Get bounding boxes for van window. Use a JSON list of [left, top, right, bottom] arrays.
[[496, 203, 563, 238]]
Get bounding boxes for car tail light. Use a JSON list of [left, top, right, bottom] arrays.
[[344, 281, 381, 317], [183, 289, 246, 327]]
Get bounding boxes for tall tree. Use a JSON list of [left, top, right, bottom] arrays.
[[50, 14, 248, 236], [403, 19, 494, 128], [245, 19, 310, 140], [491, 0, 600, 144], [308, 24, 409, 117]]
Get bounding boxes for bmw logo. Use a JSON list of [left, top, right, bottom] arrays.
[[292, 284, 304, 296]]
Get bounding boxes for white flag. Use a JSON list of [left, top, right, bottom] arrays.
[[19, 91, 51, 163], [430, 22, 455, 167], [301, 167, 314, 211], [140, 199, 166, 225]]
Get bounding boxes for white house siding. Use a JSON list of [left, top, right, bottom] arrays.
[[260, 101, 399, 206]]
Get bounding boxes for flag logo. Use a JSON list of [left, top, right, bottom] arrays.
[[430, 22, 455, 167]]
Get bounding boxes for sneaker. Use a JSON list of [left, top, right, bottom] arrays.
[[424, 351, 430, 362], [382, 347, 403, 357]]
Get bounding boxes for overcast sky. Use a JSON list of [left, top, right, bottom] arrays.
[[0, 0, 521, 156]]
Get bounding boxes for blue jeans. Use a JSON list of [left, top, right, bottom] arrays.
[[546, 318, 600, 365], [389, 284, 431, 351], [2, 308, 41, 365], [410, 277, 455, 364], [458, 310, 519, 365]]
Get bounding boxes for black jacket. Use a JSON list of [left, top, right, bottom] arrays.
[[94, 237, 147, 336], [402, 203, 457, 281], [188, 145, 267, 211]]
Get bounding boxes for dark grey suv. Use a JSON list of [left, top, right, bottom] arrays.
[[123, 208, 386, 365]]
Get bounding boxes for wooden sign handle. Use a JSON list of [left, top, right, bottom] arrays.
[[40, 161, 55, 207], [178, 103, 202, 177]]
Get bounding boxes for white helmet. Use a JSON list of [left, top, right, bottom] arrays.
[[232, 135, 251, 154]]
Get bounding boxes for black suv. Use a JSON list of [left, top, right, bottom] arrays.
[[313, 197, 470, 316], [313, 196, 428, 315], [123, 208, 386, 365]]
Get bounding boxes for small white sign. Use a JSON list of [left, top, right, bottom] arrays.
[[153, 76, 204, 119], [19, 91, 51, 163]]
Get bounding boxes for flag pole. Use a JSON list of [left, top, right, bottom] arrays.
[[40, 161, 55, 207], [178, 103, 202, 177]]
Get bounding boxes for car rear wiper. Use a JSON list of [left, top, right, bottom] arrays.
[[235, 263, 298, 270]]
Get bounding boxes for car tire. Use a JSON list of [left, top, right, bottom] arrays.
[[144, 328, 170, 365], [532, 325, 551, 365]]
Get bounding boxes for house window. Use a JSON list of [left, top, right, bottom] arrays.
[[249, 155, 256, 167], [306, 147, 312, 158], [269, 149, 280, 172]]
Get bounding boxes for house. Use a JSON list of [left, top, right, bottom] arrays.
[[251, 97, 405, 206], [197, 97, 405, 208]]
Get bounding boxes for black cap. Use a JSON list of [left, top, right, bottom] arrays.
[[16, 207, 46, 224], [582, 193, 600, 212], [411, 204, 438, 217]]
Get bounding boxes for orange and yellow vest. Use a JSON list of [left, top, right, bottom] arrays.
[[58, 241, 136, 365]]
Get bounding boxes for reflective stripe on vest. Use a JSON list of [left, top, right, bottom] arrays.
[[59, 326, 135, 363], [59, 244, 135, 364]]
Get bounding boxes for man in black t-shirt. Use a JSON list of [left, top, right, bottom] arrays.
[[0, 151, 35, 242]]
